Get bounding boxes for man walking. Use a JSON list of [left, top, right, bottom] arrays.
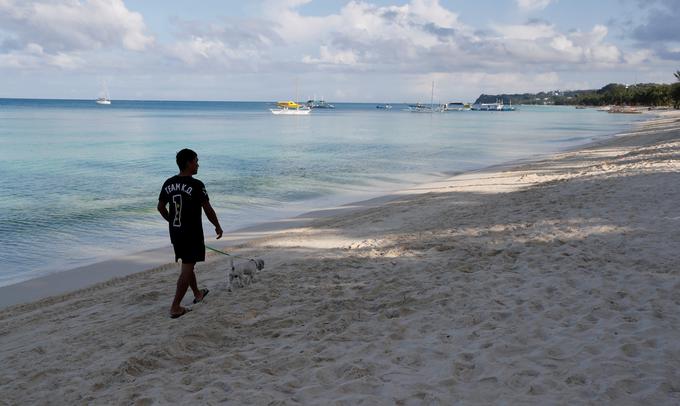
[[158, 148, 223, 318]]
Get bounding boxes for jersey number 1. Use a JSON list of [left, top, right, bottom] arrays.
[[172, 195, 182, 227]]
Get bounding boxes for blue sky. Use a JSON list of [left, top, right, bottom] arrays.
[[0, 0, 678, 102]]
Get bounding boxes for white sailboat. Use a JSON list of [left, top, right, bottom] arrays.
[[96, 82, 111, 105], [409, 81, 441, 113], [270, 100, 311, 115], [270, 79, 310, 115]]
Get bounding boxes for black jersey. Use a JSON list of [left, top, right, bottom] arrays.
[[158, 175, 209, 244]]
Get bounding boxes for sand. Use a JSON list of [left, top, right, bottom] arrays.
[[1, 111, 679, 404]]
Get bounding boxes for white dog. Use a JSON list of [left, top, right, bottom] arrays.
[[226, 257, 265, 290], [241, 258, 265, 285]]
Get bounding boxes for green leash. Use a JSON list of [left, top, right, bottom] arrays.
[[205, 245, 252, 261], [205, 245, 231, 256]]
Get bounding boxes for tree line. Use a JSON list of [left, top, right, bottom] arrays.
[[569, 79, 680, 108], [475, 71, 680, 108]]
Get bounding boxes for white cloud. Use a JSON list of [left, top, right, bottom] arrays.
[[515, 0, 555, 11], [0, 0, 152, 69], [549, 36, 581, 61], [167, 36, 262, 67], [157, 0, 635, 79], [0, 0, 153, 52], [500, 22, 555, 40], [293, 0, 471, 71], [162, 18, 282, 71], [0, 0, 625, 77], [408, 0, 461, 28], [490, 23, 622, 65], [261, 0, 342, 44], [272, 1, 625, 74], [47, 52, 83, 69], [302, 45, 359, 66], [624, 49, 654, 65], [0, 42, 84, 69], [160, 0, 470, 72]]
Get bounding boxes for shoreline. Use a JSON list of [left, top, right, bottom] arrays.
[[0, 112, 658, 309], [0, 193, 403, 309], [1, 110, 679, 403]]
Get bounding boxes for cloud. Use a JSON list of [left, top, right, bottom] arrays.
[[623, 49, 654, 65], [0, 0, 153, 52], [302, 45, 359, 66], [467, 23, 622, 68], [498, 21, 555, 41], [0, 0, 153, 69], [294, 0, 474, 71], [0, 0, 626, 76], [630, 0, 680, 41], [628, 0, 680, 60], [274, 1, 624, 74], [163, 18, 288, 72], [515, 0, 555, 11], [0, 43, 84, 69], [164, 18, 281, 69]]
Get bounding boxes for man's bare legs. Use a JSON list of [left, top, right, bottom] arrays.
[[170, 262, 205, 316]]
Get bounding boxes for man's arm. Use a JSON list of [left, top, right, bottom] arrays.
[[157, 200, 170, 222], [202, 201, 223, 239]]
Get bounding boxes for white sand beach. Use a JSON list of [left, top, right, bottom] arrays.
[[1, 111, 679, 404]]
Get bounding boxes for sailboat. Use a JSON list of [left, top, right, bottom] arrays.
[[270, 100, 311, 115], [96, 82, 111, 105], [408, 81, 440, 113], [270, 79, 310, 115]]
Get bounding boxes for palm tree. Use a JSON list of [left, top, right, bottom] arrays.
[[672, 71, 680, 108]]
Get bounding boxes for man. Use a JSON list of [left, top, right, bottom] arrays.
[[158, 148, 223, 318]]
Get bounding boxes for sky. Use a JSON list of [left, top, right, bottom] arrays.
[[0, 0, 679, 102]]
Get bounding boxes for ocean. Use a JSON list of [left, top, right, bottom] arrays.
[[0, 99, 642, 287]]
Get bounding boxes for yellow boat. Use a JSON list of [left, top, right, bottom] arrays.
[[276, 101, 301, 108]]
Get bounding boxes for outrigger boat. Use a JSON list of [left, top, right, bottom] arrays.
[[306, 99, 335, 109], [471, 98, 515, 111]]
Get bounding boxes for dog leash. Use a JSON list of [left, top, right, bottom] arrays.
[[205, 245, 253, 261]]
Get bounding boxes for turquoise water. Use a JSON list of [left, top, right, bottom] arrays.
[[0, 99, 641, 286]]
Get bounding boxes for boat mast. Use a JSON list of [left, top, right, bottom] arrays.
[[100, 80, 110, 100], [430, 81, 434, 111]]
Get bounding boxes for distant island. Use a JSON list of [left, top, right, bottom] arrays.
[[476, 74, 680, 108]]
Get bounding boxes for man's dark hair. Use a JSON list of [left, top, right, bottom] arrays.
[[176, 148, 197, 170]]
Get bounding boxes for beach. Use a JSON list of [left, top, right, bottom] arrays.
[[1, 111, 679, 404]]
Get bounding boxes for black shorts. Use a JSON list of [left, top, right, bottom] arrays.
[[173, 241, 205, 263]]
